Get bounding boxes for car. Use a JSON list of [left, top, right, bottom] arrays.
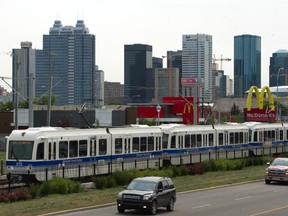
[[265, 157, 288, 184], [117, 176, 176, 215]]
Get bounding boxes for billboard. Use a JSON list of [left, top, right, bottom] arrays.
[[244, 86, 276, 122]]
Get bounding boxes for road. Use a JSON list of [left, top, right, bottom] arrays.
[[47, 181, 288, 216]]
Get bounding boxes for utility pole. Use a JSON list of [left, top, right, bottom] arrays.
[[47, 52, 55, 126]]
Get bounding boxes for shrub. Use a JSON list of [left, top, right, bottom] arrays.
[[113, 170, 136, 186], [38, 177, 83, 195], [92, 176, 108, 189]]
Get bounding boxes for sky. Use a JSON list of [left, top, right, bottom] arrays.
[[1, 0, 288, 91]]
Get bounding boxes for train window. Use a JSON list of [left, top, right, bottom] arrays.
[[132, 137, 140, 152], [69, 140, 78, 157], [218, 133, 224, 146], [59, 141, 68, 158], [185, 135, 190, 148], [253, 131, 258, 142], [36, 142, 44, 160], [162, 134, 168, 149], [140, 137, 147, 152], [239, 132, 243, 143], [235, 133, 239, 144], [229, 133, 234, 145], [53, 142, 56, 160], [148, 136, 154, 151], [208, 134, 214, 146], [272, 130, 275, 141], [49, 142, 52, 160], [280, 130, 284, 140], [8, 141, 34, 160], [196, 134, 202, 147], [191, 135, 196, 147], [99, 139, 107, 155], [171, 135, 176, 148], [115, 138, 123, 154], [90, 140, 93, 156], [79, 140, 87, 156]]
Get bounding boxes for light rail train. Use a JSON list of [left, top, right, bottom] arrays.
[[5, 122, 288, 182]]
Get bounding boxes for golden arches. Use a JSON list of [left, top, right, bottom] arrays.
[[246, 86, 275, 111]]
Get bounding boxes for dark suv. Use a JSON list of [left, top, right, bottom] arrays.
[[117, 176, 176, 215]]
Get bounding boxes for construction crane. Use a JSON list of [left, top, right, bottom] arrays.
[[212, 55, 232, 70]]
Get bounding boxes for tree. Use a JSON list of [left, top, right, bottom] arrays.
[[231, 103, 240, 116], [0, 101, 15, 111], [34, 94, 57, 105]]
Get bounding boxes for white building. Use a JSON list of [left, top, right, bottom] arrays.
[[182, 34, 213, 101]]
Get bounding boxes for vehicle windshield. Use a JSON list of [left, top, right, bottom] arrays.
[[8, 141, 34, 160], [271, 158, 288, 166], [127, 180, 157, 191]]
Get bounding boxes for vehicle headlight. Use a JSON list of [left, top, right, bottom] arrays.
[[118, 192, 123, 199], [143, 193, 153, 200]]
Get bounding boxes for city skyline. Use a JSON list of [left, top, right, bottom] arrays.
[[1, 0, 288, 91]]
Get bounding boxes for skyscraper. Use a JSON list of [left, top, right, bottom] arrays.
[[269, 50, 288, 87], [234, 34, 261, 97], [12, 41, 36, 104], [124, 44, 153, 104], [36, 20, 96, 105], [182, 34, 213, 101]]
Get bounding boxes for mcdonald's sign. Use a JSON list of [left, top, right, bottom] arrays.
[[244, 86, 276, 122], [183, 103, 193, 114], [182, 103, 195, 124]]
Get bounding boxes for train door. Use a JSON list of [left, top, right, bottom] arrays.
[[89, 137, 96, 156], [48, 138, 57, 160], [124, 136, 131, 154], [179, 133, 183, 149]]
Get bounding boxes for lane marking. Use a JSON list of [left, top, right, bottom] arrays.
[[274, 188, 286, 193], [250, 204, 288, 216], [235, 196, 251, 201], [192, 204, 211, 209]]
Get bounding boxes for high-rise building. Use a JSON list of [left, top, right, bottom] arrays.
[[36, 20, 96, 105], [94, 66, 104, 107], [234, 34, 261, 97], [124, 44, 153, 104], [104, 81, 124, 105], [154, 68, 179, 103], [269, 50, 288, 88], [153, 57, 163, 69], [167, 50, 182, 95], [182, 34, 213, 101], [12, 41, 36, 103]]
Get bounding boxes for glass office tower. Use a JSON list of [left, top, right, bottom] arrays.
[[269, 50, 288, 87], [36, 20, 96, 105], [234, 34, 261, 97], [124, 44, 153, 104]]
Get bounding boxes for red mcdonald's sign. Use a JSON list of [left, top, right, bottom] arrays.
[[244, 86, 276, 122], [182, 102, 194, 124]]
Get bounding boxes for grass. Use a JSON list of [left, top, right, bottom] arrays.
[[0, 164, 267, 216]]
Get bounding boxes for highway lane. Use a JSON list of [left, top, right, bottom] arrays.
[[51, 181, 288, 216]]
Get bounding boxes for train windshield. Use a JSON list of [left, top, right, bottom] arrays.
[[8, 141, 34, 160]]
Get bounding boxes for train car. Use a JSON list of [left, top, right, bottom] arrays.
[[108, 127, 163, 171], [245, 122, 285, 148], [162, 124, 216, 155], [6, 126, 164, 182], [213, 123, 250, 150], [6, 127, 111, 181]]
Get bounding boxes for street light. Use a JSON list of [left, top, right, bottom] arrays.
[[276, 67, 285, 121], [129, 94, 140, 103], [156, 104, 161, 125], [276, 67, 285, 98]]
